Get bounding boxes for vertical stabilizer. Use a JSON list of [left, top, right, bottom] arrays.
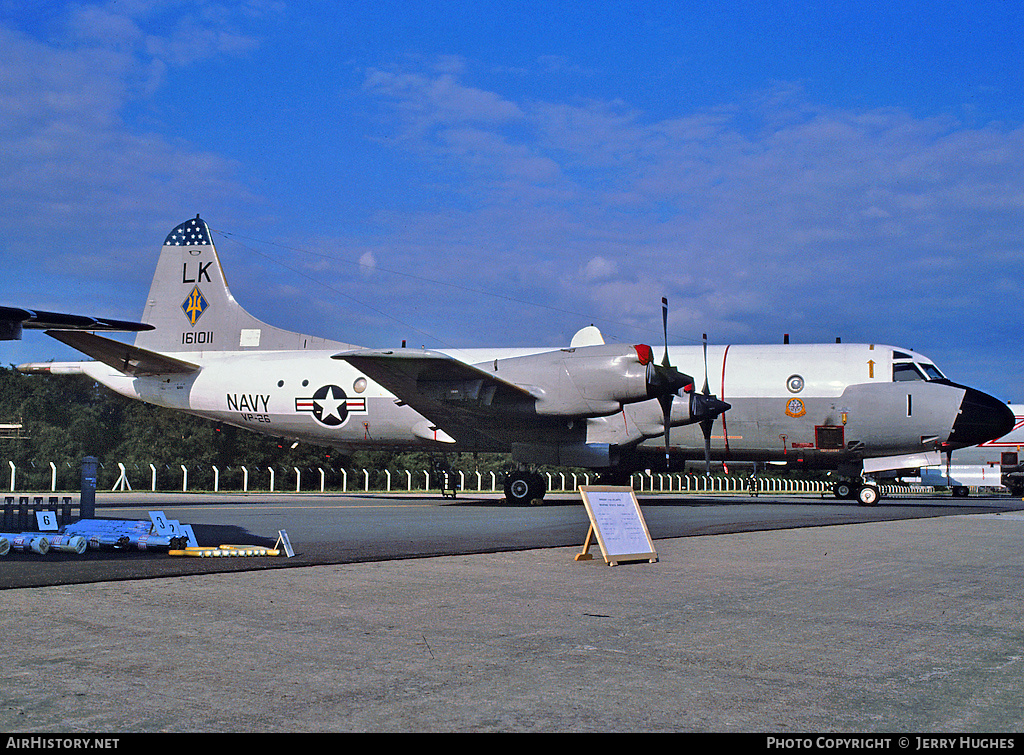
[[134, 216, 357, 353]]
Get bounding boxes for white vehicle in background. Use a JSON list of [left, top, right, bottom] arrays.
[[916, 405, 1024, 496]]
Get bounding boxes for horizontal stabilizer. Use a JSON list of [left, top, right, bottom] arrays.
[[0, 305, 153, 341], [46, 330, 199, 376]]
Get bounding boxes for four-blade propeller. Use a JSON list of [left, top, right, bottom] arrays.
[[648, 299, 731, 472]]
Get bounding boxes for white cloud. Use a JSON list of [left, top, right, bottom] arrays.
[[363, 68, 524, 130], [358, 252, 377, 277], [0, 7, 267, 241], [582, 256, 617, 282]]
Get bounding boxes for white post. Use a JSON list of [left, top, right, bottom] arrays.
[[113, 463, 130, 491], [181, 464, 188, 492], [406, 470, 412, 491], [242, 466, 249, 492], [150, 463, 157, 491], [319, 468, 325, 492], [213, 466, 220, 492], [490, 471, 497, 491], [385, 469, 392, 492], [477, 471, 483, 491], [423, 471, 430, 490], [49, 462, 57, 492], [363, 469, 369, 491], [268, 467, 275, 492], [8, 461, 14, 492], [294, 467, 301, 492], [340, 468, 347, 492]]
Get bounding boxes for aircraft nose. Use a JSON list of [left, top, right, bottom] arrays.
[[945, 387, 1015, 449]]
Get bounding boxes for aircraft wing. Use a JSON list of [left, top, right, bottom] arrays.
[[0, 305, 153, 340], [45, 330, 199, 376], [335, 349, 565, 449]]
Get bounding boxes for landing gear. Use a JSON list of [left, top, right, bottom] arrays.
[[503, 470, 547, 505], [833, 481, 855, 499], [832, 480, 880, 506], [856, 484, 880, 506]]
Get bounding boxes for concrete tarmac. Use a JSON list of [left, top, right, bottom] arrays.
[[2, 503, 1024, 733]]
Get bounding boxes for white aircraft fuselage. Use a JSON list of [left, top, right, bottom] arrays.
[[45, 342, 992, 466]]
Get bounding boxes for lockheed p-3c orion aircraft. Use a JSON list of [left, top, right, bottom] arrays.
[[14, 216, 1014, 505]]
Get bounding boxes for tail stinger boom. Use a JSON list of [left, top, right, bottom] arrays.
[[134, 215, 359, 354]]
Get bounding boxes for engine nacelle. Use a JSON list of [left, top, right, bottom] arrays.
[[586, 391, 730, 446], [476, 343, 692, 418]]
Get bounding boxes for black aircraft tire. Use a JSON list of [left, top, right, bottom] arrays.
[[505, 476, 531, 503], [834, 482, 854, 499], [504, 472, 546, 505], [856, 485, 880, 506]]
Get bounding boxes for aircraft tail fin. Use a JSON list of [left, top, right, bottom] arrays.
[[134, 216, 357, 353]]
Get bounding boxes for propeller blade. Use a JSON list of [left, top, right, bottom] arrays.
[[695, 333, 732, 474], [661, 297, 670, 367], [690, 391, 732, 472], [659, 298, 674, 465], [702, 332, 710, 395], [661, 393, 672, 465]]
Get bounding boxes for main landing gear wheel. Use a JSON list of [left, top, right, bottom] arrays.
[[833, 481, 855, 499], [833, 481, 880, 505], [504, 471, 546, 505]]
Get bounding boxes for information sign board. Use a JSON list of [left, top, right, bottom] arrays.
[[577, 486, 657, 565]]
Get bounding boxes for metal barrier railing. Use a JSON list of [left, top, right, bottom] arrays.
[[2, 460, 943, 496]]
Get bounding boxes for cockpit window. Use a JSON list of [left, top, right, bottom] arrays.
[[893, 362, 946, 382], [893, 363, 925, 381]]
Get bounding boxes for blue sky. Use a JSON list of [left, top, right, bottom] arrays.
[[2, 1, 1023, 401]]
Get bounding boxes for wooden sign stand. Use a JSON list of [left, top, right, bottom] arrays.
[[575, 486, 657, 566]]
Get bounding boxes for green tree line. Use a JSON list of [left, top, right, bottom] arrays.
[[0, 366, 513, 492]]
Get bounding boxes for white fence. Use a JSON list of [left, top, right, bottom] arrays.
[[5, 460, 935, 496]]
